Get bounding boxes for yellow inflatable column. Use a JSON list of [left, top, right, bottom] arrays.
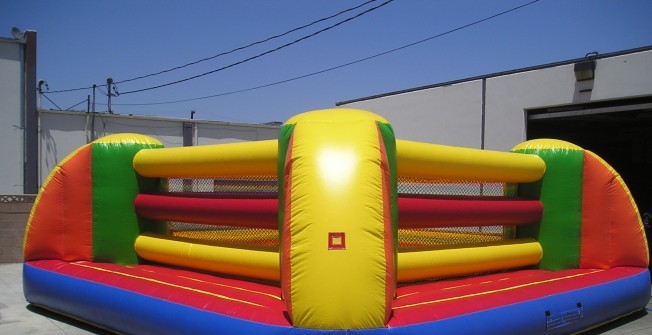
[[279, 109, 397, 329]]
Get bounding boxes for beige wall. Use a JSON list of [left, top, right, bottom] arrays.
[[0, 196, 34, 263]]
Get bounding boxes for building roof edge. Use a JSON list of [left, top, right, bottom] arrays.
[[336, 45, 652, 106]]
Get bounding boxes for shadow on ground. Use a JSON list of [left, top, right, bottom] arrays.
[[26, 304, 114, 335], [581, 309, 650, 334]]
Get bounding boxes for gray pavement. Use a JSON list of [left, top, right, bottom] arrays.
[[0, 263, 111, 335], [1, 263, 652, 334]]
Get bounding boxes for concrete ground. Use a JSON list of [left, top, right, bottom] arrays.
[[1, 263, 652, 335]]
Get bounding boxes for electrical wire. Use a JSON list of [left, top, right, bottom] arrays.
[[45, 0, 382, 94], [41, 93, 63, 110], [110, 0, 541, 106], [64, 99, 88, 111], [47, 84, 105, 94], [115, 0, 382, 85], [119, 0, 395, 95], [96, 86, 108, 96]]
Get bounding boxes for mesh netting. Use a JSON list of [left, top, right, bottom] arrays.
[[164, 176, 279, 247], [163, 176, 278, 196], [396, 177, 516, 249], [161, 176, 517, 249], [398, 228, 506, 249], [398, 177, 516, 197], [169, 222, 279, 248]]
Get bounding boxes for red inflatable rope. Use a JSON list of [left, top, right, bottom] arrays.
[[135, 194, 278, 229], [398, 197, 543, 228]]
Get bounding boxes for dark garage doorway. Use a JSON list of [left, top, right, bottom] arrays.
[[527, 99, 652, 225]]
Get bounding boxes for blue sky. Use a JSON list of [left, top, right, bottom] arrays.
[[2, 0, 651, 124]]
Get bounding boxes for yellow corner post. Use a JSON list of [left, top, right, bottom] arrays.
[[280, 109, 396, 329]]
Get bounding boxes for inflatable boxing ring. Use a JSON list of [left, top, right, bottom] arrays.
[[23, 109, 649, 334]]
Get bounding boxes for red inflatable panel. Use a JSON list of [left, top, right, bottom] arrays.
[[24, 144, 93, 262], [27, 260, 288, 326], [135, 194, 278, 229], [398, 197, 543, 228], [390, 266, 646, 327], [135, 194, 542, 229]]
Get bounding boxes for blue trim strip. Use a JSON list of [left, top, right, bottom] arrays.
[[371, 269, 651, 335], [23, 263, 650, 335], [23, 263, 292, 335]]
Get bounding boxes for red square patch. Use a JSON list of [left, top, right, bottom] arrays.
[[328, 232, 346, 250]]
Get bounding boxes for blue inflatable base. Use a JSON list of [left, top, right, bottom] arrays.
[[24, 263, 651, 335]]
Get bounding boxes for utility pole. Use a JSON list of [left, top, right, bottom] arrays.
[[23, 30, 38, 194], [37, 80, 47, 111], [90, 84, 97, 142], [107, 77, 113, 114]]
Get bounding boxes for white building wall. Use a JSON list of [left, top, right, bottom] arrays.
[[0, 39, 24, 194], [90, 113, 186, 147], [483, 65, 577, 151], [39, 111, 88, 183], [591, 51, 652, 99], [39, 110, 280, 186], [484, 50, 652, 151], [196, 122, 279, 145], [341, 48, 652, 152], [344, 81, 484, 148]]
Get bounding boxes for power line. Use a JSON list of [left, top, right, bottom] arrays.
[[111, 0, 542, 106], [96, 85, 108, 96], [41, 93, 62, 110], [47, 84, 104, 94], [45, 0, 383, 94], [64, 98, 88, 111], [119, 0, 395, 95], [115, 0, 383, 85]]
